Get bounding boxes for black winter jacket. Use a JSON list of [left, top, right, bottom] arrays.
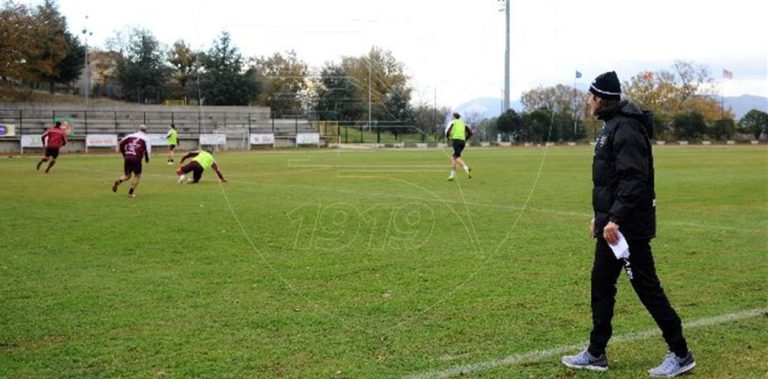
[[592, 100, 656, 240]]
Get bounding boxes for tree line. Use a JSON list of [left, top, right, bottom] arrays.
[[0, 0, 84, 93], [1, 1, 765, 141], [1, 0, 444, 136], [484, 61, 767, 142]]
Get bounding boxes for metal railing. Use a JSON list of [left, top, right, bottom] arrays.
[[0, 108, 277, 136]]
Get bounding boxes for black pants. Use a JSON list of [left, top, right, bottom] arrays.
[[588, 238, 688, 357]]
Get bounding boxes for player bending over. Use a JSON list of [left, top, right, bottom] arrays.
[[176, 148, 227, 184]]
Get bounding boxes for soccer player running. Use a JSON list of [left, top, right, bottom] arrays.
[[445, 112, 473, 181], [165, 124, 178, 164], [36, 121, 68, 173], [112, 125, 152, 198], [176, 147, 227, 184]]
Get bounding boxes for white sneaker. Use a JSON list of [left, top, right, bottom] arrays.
[[177, 174, 186, 184], [648, 351, 696, 377], [561, 349, 609, 372]]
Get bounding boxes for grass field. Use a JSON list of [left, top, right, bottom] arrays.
[[1, 145, 766, 378]]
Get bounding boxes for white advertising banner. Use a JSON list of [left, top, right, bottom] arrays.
[[86, 134, 118, 147], [148, 134, 169, 146], [249, 133, 275, 145], [199, 134, 226, 145], [21, 135, 43, 147], [296, 133, 320, 145]]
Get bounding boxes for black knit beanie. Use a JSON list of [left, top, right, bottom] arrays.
[[589, 71, 621, 101]]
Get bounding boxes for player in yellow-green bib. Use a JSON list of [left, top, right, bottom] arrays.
[[176, 147, 227, 184], [165, 124, 178, 164], [445, 113, 473, 181]]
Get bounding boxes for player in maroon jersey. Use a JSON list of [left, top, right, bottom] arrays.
[[36, 121, 68, 173], [112, 125, 152, 198]]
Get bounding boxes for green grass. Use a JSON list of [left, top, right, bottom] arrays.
[[1, 146, 766, 378]]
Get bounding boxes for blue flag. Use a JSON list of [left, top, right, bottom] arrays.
[[575, 70, 582, 79]]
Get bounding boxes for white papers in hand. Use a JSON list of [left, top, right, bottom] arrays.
[[610, 231, 630, 260]]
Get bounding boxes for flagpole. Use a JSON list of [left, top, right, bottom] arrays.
[[503, 0, 510, 111], [573, 75, 577, 136]]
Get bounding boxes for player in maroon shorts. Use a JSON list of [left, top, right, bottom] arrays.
[[112, 125, 152, 198], [36, 121, 68, 173]]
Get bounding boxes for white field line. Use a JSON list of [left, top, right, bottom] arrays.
[[405, 307, 768, 379]]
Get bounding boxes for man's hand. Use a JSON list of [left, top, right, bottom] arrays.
[[603, 221, 620, 245]]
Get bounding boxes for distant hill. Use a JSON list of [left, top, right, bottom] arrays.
[[455, 95, 767, 120], [453, 97, 523, 120], [723, 95, 767, 119]]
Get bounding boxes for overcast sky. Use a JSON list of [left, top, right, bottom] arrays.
[[54, 0, 767, 108]]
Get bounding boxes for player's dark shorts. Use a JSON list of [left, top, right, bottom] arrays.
[[123, 157, 143, 175], [44, 147, 60, 159], [452, 139, 466, 158], [180, 161, 204, 183], [168, 144, 176, 150]]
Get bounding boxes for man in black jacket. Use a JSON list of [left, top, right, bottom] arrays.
[[561, 71, 696, 377]]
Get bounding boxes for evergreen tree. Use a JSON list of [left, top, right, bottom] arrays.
[[116, 28, 171, 103], [197, 32, 258, 105], [314, 63, 363, 121]]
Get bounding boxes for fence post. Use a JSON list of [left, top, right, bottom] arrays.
[[84, 110, 88, 153], [360, 126, 363, 143], [19, 110, 23, 155], [247, 114, 252, 151], [377, 127, 381, 144]]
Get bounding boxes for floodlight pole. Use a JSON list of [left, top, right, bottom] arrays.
[[368, 60, 372, 130], [82, 15, 92, 105], [503, 0, 510, 112]]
